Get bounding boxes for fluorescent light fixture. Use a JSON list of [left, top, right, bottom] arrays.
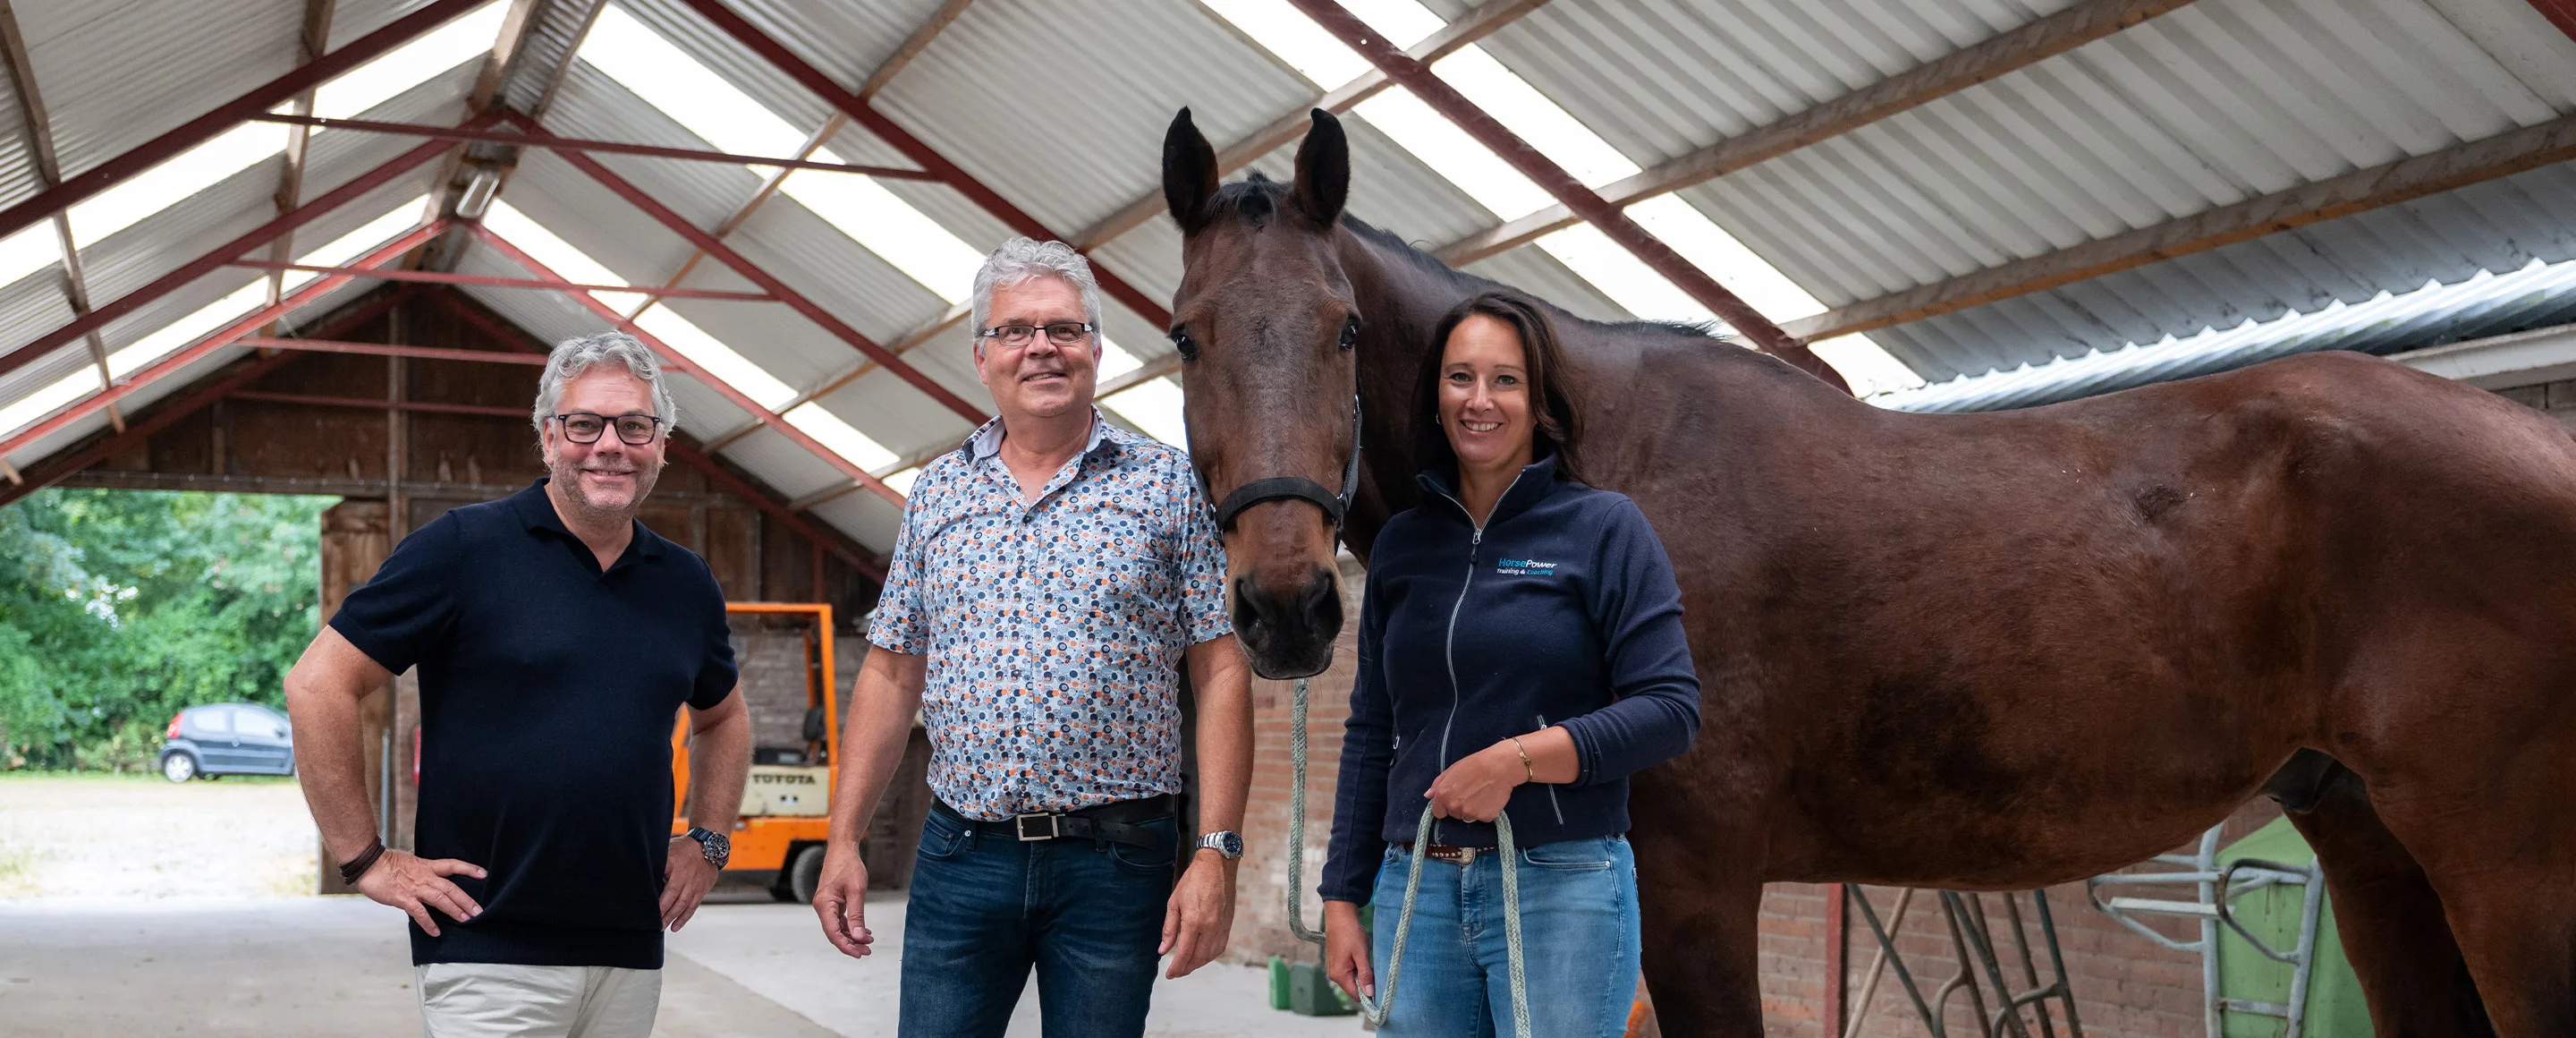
[[455, 166, 502, 221], [481, 199, 651, 311], [784, 403, 900, 472], [1104, 376, 1191, 448], [581, 4, 984, 302]]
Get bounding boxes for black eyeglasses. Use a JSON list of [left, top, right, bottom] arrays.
[[553, 412, 665, 445], [975, 322, 1096, 349]]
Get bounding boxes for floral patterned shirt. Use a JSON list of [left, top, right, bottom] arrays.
[[868, 412, 1232, 821]]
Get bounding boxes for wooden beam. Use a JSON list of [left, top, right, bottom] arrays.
[[0, 0, 483, 243], [0, 1, 120, 430], [233, 336, 551, 365], [0, 123, 479, 381], [465, 222, 913, 506], [1436, 0, 2199, 264], [255, 114, 947, 179], [1782, 113, 2576, 343], [620, 0, 975, 322], [1070, 0, 1547, 251], [226, 259, 776, 300], [680, 0, 1174, 329], [1285, 0, 1843, 390], [0, 287, 415, 510], [263, 0, 338, 329], [2526, 0, 2576, 44], [411, 285, 889, 580]]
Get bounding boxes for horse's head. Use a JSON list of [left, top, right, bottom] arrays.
[[1163, 107, 1358, 679]]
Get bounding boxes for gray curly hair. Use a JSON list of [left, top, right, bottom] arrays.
[[970, 237, 1103, 354], [531, 331, 676, 435]]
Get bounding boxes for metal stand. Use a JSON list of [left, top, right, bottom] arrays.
[[1845, 886, 2085, 1038], [2085, 826, 2326, 1038]]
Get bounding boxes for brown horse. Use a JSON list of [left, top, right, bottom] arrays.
[[1163, 108, 2575, 1035]]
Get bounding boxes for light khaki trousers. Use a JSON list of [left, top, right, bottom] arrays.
[[416, 963, 662, 1038]]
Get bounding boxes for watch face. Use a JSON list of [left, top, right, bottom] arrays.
[[1224, 832, 1243, 858]]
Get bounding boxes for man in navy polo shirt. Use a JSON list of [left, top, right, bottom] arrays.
[[284, 331, 750, 1037]]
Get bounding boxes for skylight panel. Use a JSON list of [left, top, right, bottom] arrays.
[[631, 304, 797, 410], [1104, 376, 1191, 448], [106, 198, 428, 379], [313, 1, 509, 119], [56, 2, 504, 256], [1200, 0, 1373, 86], [0, 223, 59, 288], [65, 122, 291, 246], [580, 4, 983, 302], [1096, 336, 1142, 380], [881, 466, 921, 495], [482, 200, 649, 311], [0, 368, 102, 445], [582, 5, 807, 157], [784, 403, 899, 472], [1533, 225, 1716, 326], [1813, 336, 1927, 396], [1348, 90, 1552, 220], [1431, 47, 1638, 188]]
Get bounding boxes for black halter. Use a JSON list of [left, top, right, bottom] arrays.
[[1201, 395, 1362, 533]]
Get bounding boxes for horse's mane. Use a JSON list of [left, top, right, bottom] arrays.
[[1216, 174, 1728, 344]]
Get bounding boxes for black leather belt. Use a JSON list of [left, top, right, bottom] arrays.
[[933, 796, 1174, 852]]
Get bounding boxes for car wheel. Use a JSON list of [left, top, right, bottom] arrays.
[[787, 845, 826, 905], [160, 753, 198, 783]]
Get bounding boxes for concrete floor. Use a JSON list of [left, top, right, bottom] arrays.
[[0, 775, 1362, 1036], [0, 889, 1366, 1036]]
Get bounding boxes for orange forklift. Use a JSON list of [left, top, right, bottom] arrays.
[[671, 601, 838, 903]]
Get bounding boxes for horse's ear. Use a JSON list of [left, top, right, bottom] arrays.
[[1290, 108, 1349, 227], [1163, 107, 1220, 235]]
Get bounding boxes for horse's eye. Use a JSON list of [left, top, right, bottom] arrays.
[[1337, 317, 1361, 352], [1168, 328, 1199, 362]]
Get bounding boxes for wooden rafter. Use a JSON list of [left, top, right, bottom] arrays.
[[263, 0, 339, 329], [619, 0, 975, 325], [1068, 0, 1549, 251], [0, 1, 120, 430], [1434, 0, 2200, 265]]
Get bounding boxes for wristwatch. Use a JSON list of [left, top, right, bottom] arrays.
[[683, 826, 730, 869], [1195, 830, 1244, 860]]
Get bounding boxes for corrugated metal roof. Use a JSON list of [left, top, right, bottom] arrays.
[[1877, 254, 2576, 412], [8, 0, 2576, 560]]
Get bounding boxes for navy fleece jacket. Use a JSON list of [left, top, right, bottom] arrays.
[[1320, 454, 1701, 904]]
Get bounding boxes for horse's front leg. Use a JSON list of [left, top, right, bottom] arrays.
[[1632, 818, 1767, 1034]]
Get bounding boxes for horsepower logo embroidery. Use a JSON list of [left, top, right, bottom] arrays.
[[1496, 558, 1559, 576]]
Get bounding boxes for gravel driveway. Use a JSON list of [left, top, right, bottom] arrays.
[[0, 774, 318, 898]]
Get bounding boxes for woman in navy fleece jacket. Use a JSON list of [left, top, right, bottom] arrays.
[[1321, 290, 1702, 1036]]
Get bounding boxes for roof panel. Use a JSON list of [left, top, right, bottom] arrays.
[[24, 0, 301, 183]]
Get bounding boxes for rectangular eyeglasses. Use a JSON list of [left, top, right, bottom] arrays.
[[554, 412, 665, 445]]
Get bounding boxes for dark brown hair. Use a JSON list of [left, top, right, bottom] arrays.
[[1414, 290, 1585, 485]]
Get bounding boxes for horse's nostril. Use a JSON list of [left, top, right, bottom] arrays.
[[1298, 567, 1340, 630]]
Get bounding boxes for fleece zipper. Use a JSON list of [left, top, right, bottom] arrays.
[[1430, 471, 1522, 846]]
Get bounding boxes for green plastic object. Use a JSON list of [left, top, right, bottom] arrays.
[[2216, 817, 2374, 1038], [1267, 956, 1290, 1011], [1288, 960, 1357, 1017]]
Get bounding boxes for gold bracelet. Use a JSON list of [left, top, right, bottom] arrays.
[[1509, 736, 1534, 783]]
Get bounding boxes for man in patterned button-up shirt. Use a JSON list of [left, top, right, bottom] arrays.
[[810, 237, 1252, 1037]]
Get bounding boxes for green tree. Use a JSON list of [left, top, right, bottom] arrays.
[[0, 489, 333, 770]]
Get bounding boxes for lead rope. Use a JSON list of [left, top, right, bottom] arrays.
[[1285, 676, 1530, 1036]]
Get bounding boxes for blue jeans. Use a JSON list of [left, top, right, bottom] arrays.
[[898, 805, 1177, 1037], [1369, 834, 1640, 1038]]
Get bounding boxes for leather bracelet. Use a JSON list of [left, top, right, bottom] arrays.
[[1509, 736, 1535, 784], [338, 838, 386, 886]]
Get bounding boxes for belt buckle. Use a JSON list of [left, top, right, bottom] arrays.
[[1428, 845, 1478, 865], [1014, 813, 1060, 841]]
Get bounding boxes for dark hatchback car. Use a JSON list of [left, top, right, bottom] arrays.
[[160, 702, 295, 781]]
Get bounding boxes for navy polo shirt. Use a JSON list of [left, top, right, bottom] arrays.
[[329, 479, 737, 969]]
